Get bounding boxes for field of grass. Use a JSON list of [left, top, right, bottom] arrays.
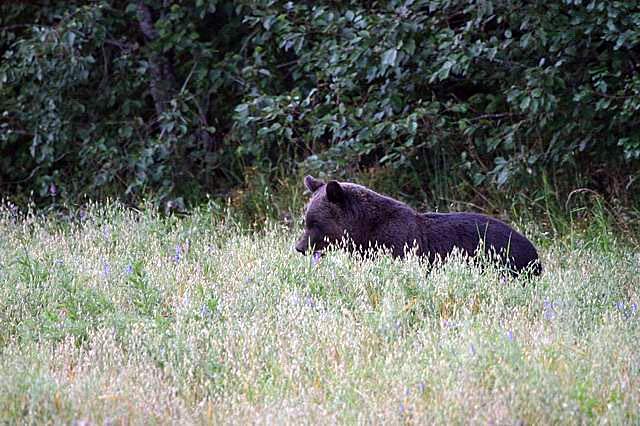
[[0, 204, 638, 424]]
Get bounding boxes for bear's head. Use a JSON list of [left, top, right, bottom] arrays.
[[295, 175, 352, 255]]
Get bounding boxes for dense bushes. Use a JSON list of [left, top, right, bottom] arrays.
[[1, 1, 639, 209]]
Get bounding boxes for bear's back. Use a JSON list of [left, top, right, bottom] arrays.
[[419, 212, 540, 274]]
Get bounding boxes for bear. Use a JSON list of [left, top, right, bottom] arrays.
[[295, 175, 541, 275]]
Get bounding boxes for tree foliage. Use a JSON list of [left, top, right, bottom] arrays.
[[1, 1, 639, 207]]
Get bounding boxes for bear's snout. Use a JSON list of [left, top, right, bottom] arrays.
[[296, 233, 324, 255], [295, 236, 311, 254]]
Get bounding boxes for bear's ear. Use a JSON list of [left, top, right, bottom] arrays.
[[304, 175, 324, 193], [325, 180, 346, 204]]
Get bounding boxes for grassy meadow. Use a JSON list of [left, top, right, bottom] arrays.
[[0, 204, 638, 424]]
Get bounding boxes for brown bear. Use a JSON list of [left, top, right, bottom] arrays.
[[295, 176, 541, 275]]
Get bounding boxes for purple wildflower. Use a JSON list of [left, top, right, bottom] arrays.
[[543, 300, 557, 321], [124, 264, 133, 275], [200, 304, 212, 318], [506, 330, 514, 341], [311, 251, 322, 266], [469, 343, 476, 356], [616, 301, 638, 320], [174, 244, 182, 263], [49, 183, 57, 196], [442, 320, 461, 329], [101, 261, 111, 277], [181, 294, 191, 307]]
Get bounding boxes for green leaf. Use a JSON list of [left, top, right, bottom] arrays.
[[66, 31, 76, 47], [381, 48, 397, 67]]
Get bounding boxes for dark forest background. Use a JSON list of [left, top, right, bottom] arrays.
[[1, 1, 639, 221]]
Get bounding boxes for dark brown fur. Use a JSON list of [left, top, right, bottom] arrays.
[[295, 176, 541, 275]]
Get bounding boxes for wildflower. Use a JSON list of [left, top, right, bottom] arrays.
[[289, 294, 301, 306], [417, 382, 426, 394], [124, 264, 133, 275], [49, 183, 57, 196], [311, 251, 322, 266], [506, 330, 514, 341], [469, 343, 476, 356], [200, 304, 212, 318], [543, 300, 557, 321], [442, 320, 461, 329], [102, 226, 110, 240], [174, 244, 182, 263], [616, 301, 638, 320], [101, 261, 111, 277], [53, 259, 64, 266]]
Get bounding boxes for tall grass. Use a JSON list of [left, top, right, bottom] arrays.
[[0, 203, 638, 424]]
